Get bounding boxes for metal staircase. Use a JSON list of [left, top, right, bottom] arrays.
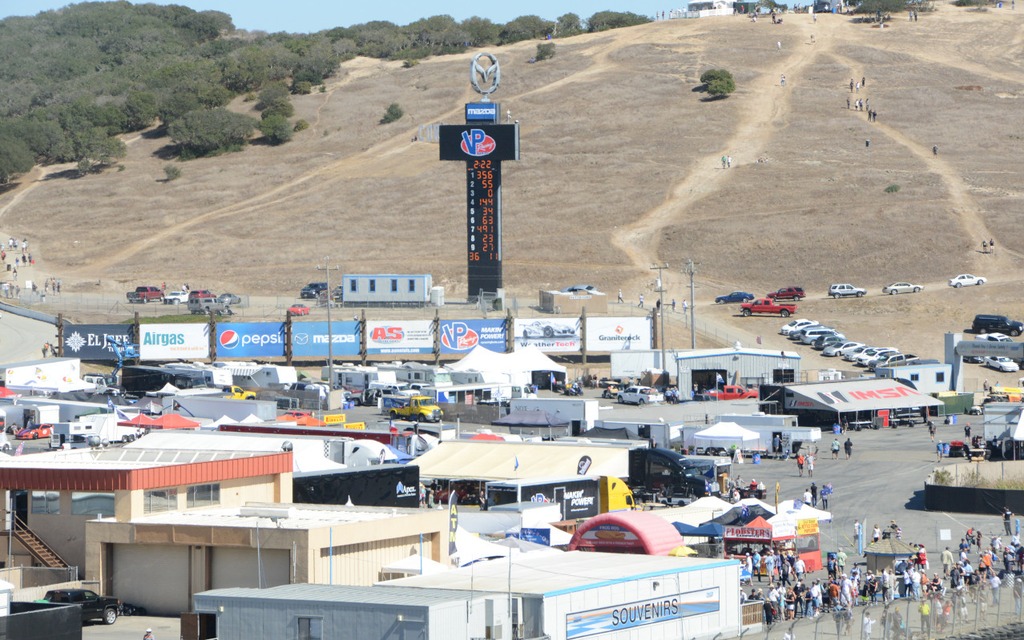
[[12, 515, 69, 568]]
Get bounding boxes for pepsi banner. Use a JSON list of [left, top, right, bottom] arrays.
[[439, 319, 506, 354], [290, 321, 360, 358], [366, 320, 433, 355], [60, 324, 133, 361], [216, 323, 286, 358], [439, 124, 519, 162]]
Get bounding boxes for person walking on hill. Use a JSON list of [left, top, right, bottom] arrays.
[[638, 293, 644, 308]]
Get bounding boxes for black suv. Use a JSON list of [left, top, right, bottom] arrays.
[[972, 314, 1024, 336], [300, 282, 328, 299], [41, 588, 120, 625]]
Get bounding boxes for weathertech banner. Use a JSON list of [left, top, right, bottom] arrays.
[[513, 318, 581, 353], [585, 317, 651, 352], [60, 324, 133, 361], [366, 320, 434, 355], [139, 324, 210, 360]]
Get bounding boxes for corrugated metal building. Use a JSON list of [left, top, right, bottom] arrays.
[[612, 347, 802, 392], [194, 551, 746, 640], [193, 585, 489, 640]]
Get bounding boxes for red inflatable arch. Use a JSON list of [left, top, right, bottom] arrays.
[[569, 511, 682, 555]]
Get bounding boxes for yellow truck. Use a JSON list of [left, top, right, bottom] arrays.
[[386, 395, 444, 423], [224, 385, 257, 400]]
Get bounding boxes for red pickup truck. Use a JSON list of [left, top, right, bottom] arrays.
[[706, 384, 759, 401], [740, 298, 796, 317], [126, 286, 164, 303]]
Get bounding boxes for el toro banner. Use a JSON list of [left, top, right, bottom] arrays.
[[60, 323, 133, 361], [139, 324, 210, 360]]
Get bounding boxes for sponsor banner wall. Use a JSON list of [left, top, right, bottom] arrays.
[[366, 320, 434, 355], [139, 324, 210, 360], [291, 321, 360, 358], [585, 317, 652, 352], [513, 319, 581, 353], [61, 324, 133, 361], [439, 319, 506, 354], [216, 323, 286, 358]]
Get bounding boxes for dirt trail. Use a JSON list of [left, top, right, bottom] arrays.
[[611, 16, 836, 293]]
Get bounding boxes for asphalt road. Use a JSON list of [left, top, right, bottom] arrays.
[[0, 310, 56, 364]]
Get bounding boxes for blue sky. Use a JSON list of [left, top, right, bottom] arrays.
[[0, 1, 645, 32]]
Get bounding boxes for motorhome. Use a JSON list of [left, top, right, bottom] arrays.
[[49, 414, 145, 449]]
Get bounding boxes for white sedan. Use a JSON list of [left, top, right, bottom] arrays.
[[882, 282, 923, 295], [985, 356, 1019, 372], [979, 333, 1013, 343], [823, 341, 864, 357], [780, 319, 816, 336], [949, 274, 986, 288]]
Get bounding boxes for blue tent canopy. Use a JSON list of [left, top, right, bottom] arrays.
[[672, 522, 725, 537]]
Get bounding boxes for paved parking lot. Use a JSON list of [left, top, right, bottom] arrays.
[[84, 614, 177, 639]]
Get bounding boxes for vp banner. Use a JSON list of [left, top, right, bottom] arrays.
[[366, 320, 433, 355], [439, 319, 506, 354], [290, 321, 360, 358], [585, 317, 651, 352], [61, 324, 133, 361], [216, 323, 286, 358], [139, 324, 210, 360]]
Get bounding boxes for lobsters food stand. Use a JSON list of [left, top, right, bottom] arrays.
[[723, 514, 822, 573]]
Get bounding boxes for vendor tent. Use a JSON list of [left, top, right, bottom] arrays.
[[152, 414, 200, 430], [694, 422, 762, 448], [448, 345, 567, 377], [672, 522, 725, 537], [775, 500, 833, 523]]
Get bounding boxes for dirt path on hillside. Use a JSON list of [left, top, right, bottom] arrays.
[[610, 16, 835, 295]]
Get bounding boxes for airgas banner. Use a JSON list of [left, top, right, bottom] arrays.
[[139, 324, 210, 360], [60, 324, 133, 361], [366, 320, 433, 355], [290, 321, 360, 358], [216, 323, 286, 358], [585, 317, 651, 352], [439, 319, 506, 354]]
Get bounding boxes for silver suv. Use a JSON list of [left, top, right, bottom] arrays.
[[829, 283, 866, 298]]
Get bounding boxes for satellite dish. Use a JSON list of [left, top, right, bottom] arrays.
[[281, 441, 293, 452]]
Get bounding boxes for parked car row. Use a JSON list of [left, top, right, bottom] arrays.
[[779, 318, 920, 371], [715, 276, 991, 304]]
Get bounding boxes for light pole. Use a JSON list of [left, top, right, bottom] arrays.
[[683, 259, 699, 349], [317, 257, 341, 409], [650, 263, 669, 381]]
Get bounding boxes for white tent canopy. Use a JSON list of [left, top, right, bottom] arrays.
[[448, 345, 567, 376], [694, 422, 761, 446], [774, 500, 832, 523], [379, 553, 450, 577]]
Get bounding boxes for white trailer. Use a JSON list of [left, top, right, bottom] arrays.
[[212, 362, 298, 388], [322, 366, 397, 391], [162, 363, 234, 387], [49, 414, 145, 449], [2, 358, 90, 392], [0, 402, 61, 431], [163, 395, 277, 422], [590, 420, 684, 448], [508, 398, 600, 431]]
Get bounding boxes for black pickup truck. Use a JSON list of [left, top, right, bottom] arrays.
[[41, 588, 120, 624]]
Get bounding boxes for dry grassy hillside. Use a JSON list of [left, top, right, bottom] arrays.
[[1, 4, 1023, 359]]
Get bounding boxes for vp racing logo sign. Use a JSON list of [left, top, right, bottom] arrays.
[[440, 322, 479, 351], [460, 129, 496, 156]]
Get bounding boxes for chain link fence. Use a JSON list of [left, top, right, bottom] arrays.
[[744, 575, 1024, 640]]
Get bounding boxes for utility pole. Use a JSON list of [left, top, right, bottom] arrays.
[[650, 263, 669, 379], [682, 259, 699, 349], [316, 257, 341, 411]]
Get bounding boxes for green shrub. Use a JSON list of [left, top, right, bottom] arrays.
[[293, 119, 310, 132], [163, 165, 182, 181], [706, 71, 736, 98], [535, 43, 556, 61], [292, 81, 313, 95], [380, 103, 404, 124], [259, 114, 293, 145], [402, 59, 419, 68], [884, 184, 900, 193]]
